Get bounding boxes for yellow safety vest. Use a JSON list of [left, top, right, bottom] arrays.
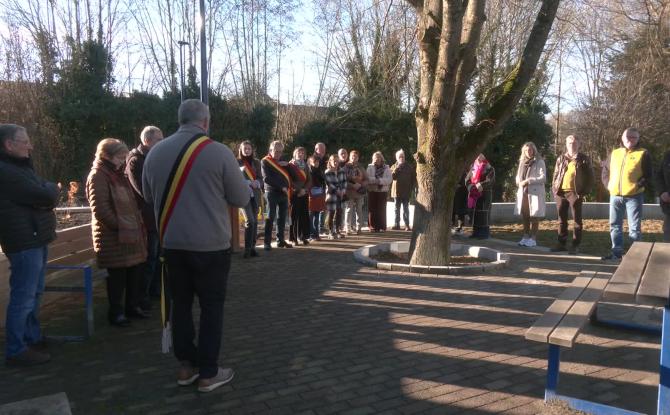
[[607, 147, 646, 196]]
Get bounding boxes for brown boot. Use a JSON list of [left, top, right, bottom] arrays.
[[6, 348, 51, 367]]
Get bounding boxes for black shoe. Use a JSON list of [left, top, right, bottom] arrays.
[[302, 239, 310, 245], [601, 253, 622, 261], [109, 315, 131, 327], [277, 240, 293, 248], [126, 307, 150, 319], [568, 246, 579, 255], [264, 244, 272, 251], [243, 250, 250, 258], [250, 249, 259, 257], [392, 225, 400, 230], [550, 245, 567, 252]]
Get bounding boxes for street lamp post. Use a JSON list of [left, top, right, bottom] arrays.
[[199, 0, 208, 106], [178, 41, 188, 103]]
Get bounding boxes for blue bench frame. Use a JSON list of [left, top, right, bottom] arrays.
[[543, 306, 669, 415], [44, 264, 94, 341]]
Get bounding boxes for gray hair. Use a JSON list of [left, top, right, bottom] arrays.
[[622, 127, 640, 139], [0, 124, 26, 150], [178, 99, 210, 126], [140, 125, 162, 145], [395, 149, 405, 160], [269, 140, 283, 151]]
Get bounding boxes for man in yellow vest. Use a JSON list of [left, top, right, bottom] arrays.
[[600, 127, 653, 261]]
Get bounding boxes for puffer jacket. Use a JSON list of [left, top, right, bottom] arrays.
[[0, 152, 59, 254], [86, 158, 147, 269]]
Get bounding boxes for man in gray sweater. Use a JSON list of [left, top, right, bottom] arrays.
[[142, 99, 249, 392]]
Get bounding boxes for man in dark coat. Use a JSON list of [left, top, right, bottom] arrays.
[[656, 149, 670, 242], [126, 125, 163, 308], [0, 124, 59, 367]]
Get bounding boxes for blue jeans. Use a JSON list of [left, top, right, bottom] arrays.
[[264, 191, 288, 245], [5, 246, 47, 358], [609, 194, 644, 256], [310, 211, 322, 238]]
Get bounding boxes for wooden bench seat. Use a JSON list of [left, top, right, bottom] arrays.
[[526, 271, 611, 347], [0, 224, 97, 340]]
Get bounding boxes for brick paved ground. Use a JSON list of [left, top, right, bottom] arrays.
[[0, 231, 661, 414]]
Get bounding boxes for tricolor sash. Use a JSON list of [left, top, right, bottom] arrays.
[[157, 133, 213, 353], [263, 155, 292, 201], [241, 159, 257, 181]]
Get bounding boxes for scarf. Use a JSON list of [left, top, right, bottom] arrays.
[[467, 159, 488, 209], [375, 164, 385, 179]]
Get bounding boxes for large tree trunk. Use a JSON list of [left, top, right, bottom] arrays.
[[407, 0, 560, 266]]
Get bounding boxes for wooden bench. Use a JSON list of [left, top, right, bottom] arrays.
[[527, 242, 670, 415], [0, 224, 96, 340]]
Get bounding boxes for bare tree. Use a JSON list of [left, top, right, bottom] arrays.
[[404, 0, 560, 265]]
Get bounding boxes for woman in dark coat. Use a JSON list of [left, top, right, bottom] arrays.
[[237, 141, 263, 258], [289, 147, 311, 245], [86, 138, 147, 327], [465, 154, 495, 239]]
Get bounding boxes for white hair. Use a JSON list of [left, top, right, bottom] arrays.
[[140, 126, 162, 145], [395, 149, 405, 159]]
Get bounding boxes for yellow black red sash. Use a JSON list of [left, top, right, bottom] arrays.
[[158, 134, 213, 243], [242, 159, 256, 181]]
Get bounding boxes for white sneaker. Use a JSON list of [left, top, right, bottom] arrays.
[[518, 238, 529, 247], [526, 238, 537, 247]]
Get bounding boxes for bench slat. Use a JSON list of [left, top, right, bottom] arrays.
[[49, 236, 93, 261], [52, 224, 91, 243], [548, 272, 610, 347], [602, 241, 653, 302], [525, 272, 595, 343], [637, 242, 670, 306], [47, 249, 96, 269]]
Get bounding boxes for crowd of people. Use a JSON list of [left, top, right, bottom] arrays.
[[1, 99, 669, 394]]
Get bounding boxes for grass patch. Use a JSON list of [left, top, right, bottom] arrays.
[[491, 219, 665, 256]]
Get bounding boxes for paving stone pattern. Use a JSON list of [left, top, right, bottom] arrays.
[[0, 232, 661, 414]]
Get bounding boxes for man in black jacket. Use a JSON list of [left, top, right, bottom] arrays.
[[0, 124, 59, 367], [656, 150, 670, 242], [550, 134, 594, 254], [126, 125, 163, 309]]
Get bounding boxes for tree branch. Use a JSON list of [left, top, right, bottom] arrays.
[[457, 0, 560, 161]]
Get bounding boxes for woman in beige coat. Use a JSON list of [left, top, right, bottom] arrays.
[[514, 142, 546, 247], [86, 138, 147, 327]]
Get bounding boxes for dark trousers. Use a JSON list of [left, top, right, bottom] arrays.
[[326, 208, 341, 235], [142, 231, 161, 304], [394, 197, 410, 226], [665, 213, 670, 242], [368, 191, 387, 231], [106, 264, 143, 321], [471, 190, 491, 237], [289, 194, 310, 242], [164, 249, 231, 379], [335, 201, 344, 232], [241, 197, 259, 251], [264, 191, 288, 245], [556, 191, 583, 246]]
